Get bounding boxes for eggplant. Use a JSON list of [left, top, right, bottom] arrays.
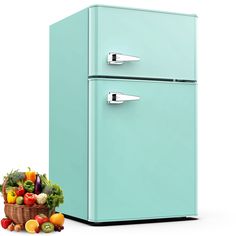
[[34, 174, 42, 195]]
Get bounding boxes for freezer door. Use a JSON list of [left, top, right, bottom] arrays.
[[89, 6, 196, 81], [88, 78, 197, 222]]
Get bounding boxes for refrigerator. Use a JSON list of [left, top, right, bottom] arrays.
[[49, 5, 197, 225]]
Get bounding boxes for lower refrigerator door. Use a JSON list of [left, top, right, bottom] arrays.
[[88, 78, 197, 222]]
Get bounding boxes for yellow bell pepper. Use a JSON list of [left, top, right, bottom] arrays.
[[7, 190, 17, 204]]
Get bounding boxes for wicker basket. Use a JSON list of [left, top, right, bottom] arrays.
[[2, 179, 53, 225]]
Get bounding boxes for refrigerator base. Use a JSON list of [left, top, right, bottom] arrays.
[[63, 214, 198, 226]]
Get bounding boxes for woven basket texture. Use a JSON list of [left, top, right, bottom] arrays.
[[2, 179, 53, 224]]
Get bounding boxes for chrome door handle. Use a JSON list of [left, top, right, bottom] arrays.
[[107, 52, 140, 65], [108, 92, 140, 104]]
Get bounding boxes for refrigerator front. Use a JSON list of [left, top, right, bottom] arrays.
[[88, 78, 197, 222]]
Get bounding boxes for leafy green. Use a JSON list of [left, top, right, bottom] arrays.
[[42, 185, 53, 195], [46, 184, 64, 210], [39, 174, 64, 210], [40, 174, 51, 189], [4, 170, 25, 187]]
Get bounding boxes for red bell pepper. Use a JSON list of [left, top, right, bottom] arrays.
[[1, 218, 12, 229], [16, 185, 25, 196], [35, 214, 49, 225], [24, 193, 36, 206]]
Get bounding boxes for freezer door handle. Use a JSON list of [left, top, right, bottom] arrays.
[[107, 52, 140, 65], [107, 92, 140, 104]]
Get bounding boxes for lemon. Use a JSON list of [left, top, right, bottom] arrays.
[[25, 220, 39, 234]]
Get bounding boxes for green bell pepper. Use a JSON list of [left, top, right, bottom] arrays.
[[23, 180, 35, 193]]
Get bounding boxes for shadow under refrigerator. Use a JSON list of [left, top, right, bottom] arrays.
[[49, 5, 197, 224]]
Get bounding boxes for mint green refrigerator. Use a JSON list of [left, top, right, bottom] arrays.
[[50, 5, 197, 225]]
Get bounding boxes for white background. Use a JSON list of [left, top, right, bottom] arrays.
[[0, 0, 235, 235]]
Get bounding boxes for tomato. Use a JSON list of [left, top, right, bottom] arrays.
[[24, 193, 36, 206], [35, 214, 49, 225], [1, 218, 12, 229], [16, 186, 25, 196]]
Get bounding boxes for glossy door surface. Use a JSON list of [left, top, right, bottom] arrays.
[[89, 78, 197, 222], [89, 6, 196, 80]]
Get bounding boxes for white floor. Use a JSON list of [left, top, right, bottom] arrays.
[[0, 201, 235, 236]]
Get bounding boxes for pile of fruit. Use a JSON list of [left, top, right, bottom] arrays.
[[1, 213, 65, 233], [0, 168, 65, 233]]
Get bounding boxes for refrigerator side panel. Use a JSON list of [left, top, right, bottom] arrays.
[[49, 9, 89, 220]]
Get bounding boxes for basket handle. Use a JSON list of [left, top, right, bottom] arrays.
[[2, 178, 8, 203]]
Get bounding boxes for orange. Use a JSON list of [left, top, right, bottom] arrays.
[[25, 220, 39, 234], [50, 213, 64, 227]]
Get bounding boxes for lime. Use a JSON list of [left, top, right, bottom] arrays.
[[16, 196, 24, 205]]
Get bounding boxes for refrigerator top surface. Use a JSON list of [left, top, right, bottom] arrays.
[[88, 5, 197, 18]]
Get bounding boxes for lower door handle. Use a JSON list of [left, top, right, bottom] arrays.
[[107, 92, 140, 104], [107, 52, 140, 65]]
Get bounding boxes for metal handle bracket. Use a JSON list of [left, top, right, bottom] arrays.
[[107, 52, 140, 65], [108, 92, 140, 104]]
